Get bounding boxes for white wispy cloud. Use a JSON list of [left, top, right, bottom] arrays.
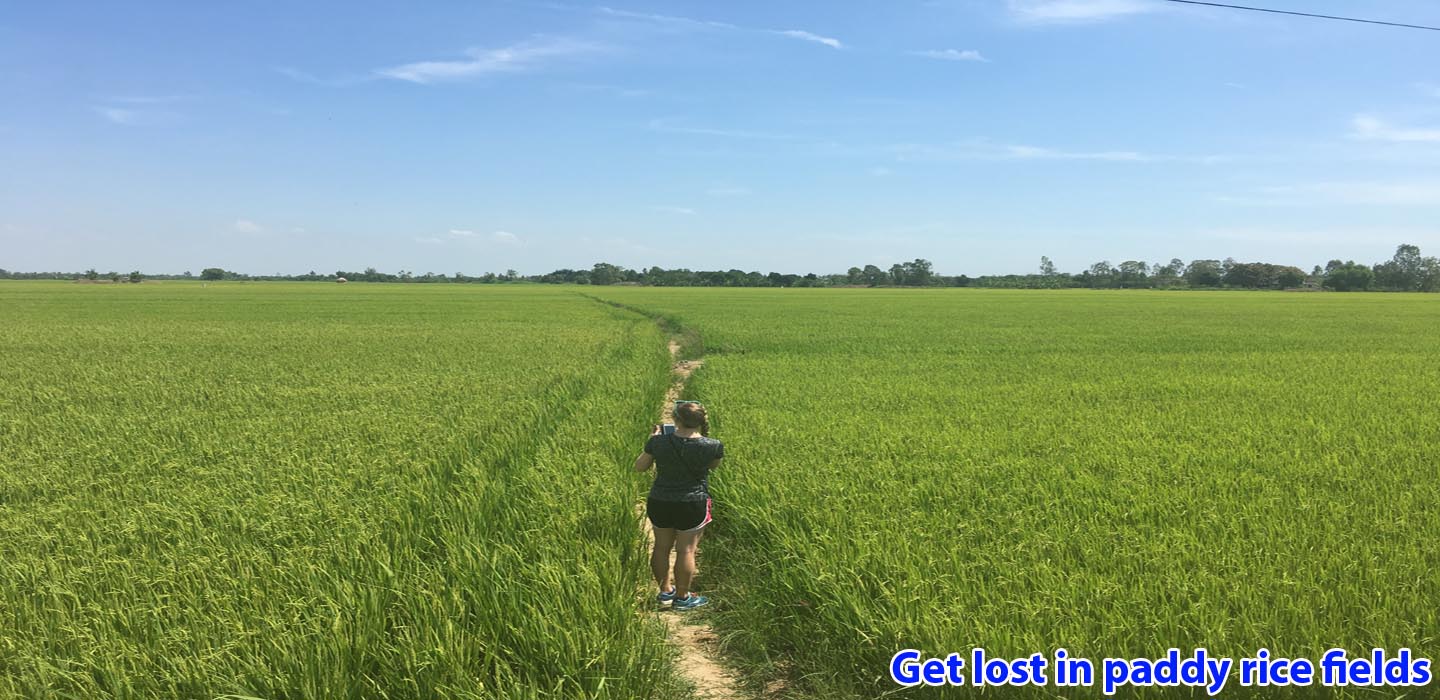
[[651, 205, 697, 215], [1263, 182, 1440, 206], [93, 94, 203, 126], [886, 139, 1234, 164], [95, 107, 142, 125], [110, 94, 192, 104], [892, 141, 1155, 162], [1003, 144, 1148, 161], [275, 66, 375, 87], [232, 219, 263, 234], [911, 48, 988, 62], [1351, 114, 1440, 143], [436, 229, 521, 244], [774, 29, 843, 49], [648, 118, 794, 140], [597, 7, 738, 30], [706, 186, 751, 197], [1008, 0, 1156, 23], [276, 67, 323, 84], [564, 83, 651, 98], [377, 36, 605, 84], [1202, 226, 1440, 246], [601, 6, 843, 50], [1418, 83, 1440, 98]]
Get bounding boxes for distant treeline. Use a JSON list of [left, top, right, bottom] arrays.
[[6, 244, 1438, 292]]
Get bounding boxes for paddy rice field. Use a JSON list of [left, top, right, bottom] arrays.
[[2, 281, 1437, 698]]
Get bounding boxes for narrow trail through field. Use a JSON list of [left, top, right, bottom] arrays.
[[645, 339, 749, 700]]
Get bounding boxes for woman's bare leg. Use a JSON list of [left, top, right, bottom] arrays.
[[673, 528, 704, 599], [651, 527, 677, 591]]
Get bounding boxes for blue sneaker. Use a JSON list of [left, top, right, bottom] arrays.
[[673, 593, 710, 611], [657, 587, 677, 603]]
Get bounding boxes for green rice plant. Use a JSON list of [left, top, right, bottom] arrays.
[[0, 282, 679, 699], [594, 287, 1440, 699]]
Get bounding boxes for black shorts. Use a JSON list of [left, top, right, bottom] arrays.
[[646, 497, 713, 532]]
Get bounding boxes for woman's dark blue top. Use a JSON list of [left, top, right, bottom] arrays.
[[644, 434, 724, 502]]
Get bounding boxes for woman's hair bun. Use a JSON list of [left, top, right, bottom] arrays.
[[675, 402, 710, 436]]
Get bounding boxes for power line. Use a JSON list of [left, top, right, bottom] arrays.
[[1161, 0, 1440, 32]]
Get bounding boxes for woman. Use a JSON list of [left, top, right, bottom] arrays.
[[633, 400, 724, 610]]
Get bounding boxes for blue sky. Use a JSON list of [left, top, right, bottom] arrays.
[[2, 0, 1438, 276]]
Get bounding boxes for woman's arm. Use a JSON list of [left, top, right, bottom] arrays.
[[634, 425, 661, 472], [708, 441, 724, 470]]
